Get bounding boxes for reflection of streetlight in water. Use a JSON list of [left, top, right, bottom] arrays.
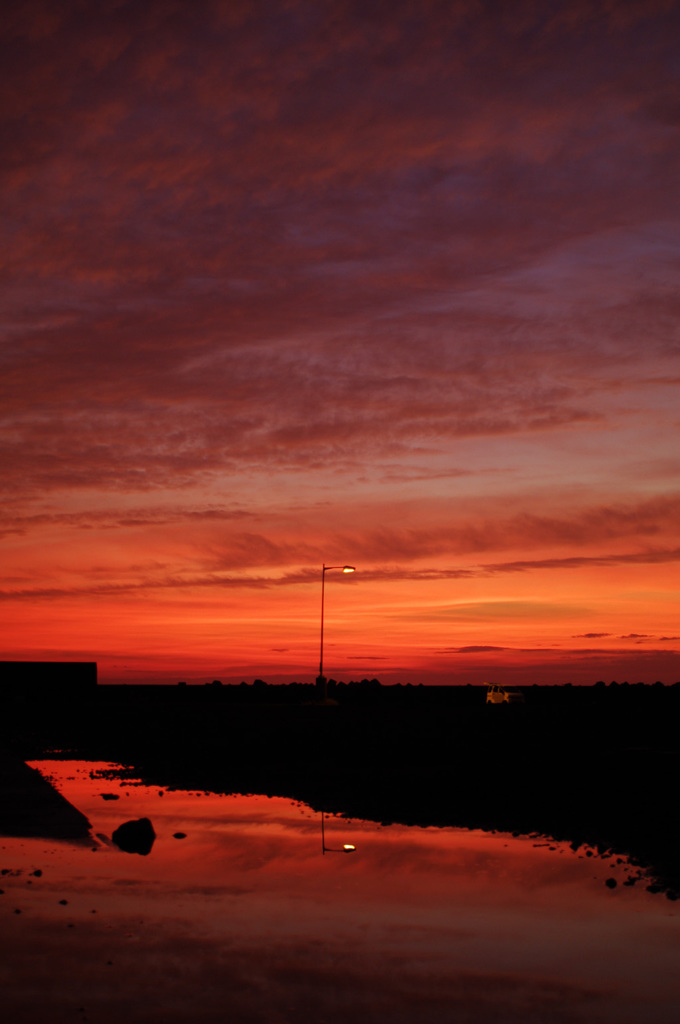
[[321, 811, 356, 855]]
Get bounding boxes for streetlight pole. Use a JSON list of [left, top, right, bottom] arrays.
[[317, 563, 355, 702]]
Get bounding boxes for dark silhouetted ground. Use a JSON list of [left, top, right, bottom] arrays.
[[2, 681, 679, 898]]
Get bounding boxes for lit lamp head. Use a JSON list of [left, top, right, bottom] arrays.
[[342, 566, 355, 573], [343, 844, 356, 852]]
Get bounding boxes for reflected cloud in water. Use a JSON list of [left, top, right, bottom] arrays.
[[0, 761, 676, 1024]]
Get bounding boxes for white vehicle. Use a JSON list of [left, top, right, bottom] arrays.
[[486, 683, 525, 704]]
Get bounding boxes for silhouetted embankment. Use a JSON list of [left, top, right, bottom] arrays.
[[3, 681, 679, 898], [0, 743, 92, 840]]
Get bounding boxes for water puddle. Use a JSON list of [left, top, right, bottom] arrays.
[[0, 761, 677, 1023]]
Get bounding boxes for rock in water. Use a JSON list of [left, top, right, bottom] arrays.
[[112, 818, 156, 855]]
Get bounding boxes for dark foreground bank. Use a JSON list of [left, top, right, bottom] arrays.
[[2, 682, 680, 899]]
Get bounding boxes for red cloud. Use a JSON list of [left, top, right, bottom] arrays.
[[2, 1, 679, 683]]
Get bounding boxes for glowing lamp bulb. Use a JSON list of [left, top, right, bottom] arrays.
[[342, 566, 355, 573], [343, 844, 356, 851]]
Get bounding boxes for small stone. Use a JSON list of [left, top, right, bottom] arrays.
[[59, 899, 68, 905], [112, 818, 156, 856], [173, 832, 187, 839], [605, 877, 617, 889]]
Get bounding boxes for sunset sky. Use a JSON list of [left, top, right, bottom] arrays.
[[2, 0, 679, 685]]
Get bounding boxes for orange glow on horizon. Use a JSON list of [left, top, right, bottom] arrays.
[[1, 2, 678, 686]]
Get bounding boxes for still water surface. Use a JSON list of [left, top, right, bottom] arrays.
[[0, 761, 678, 1023]]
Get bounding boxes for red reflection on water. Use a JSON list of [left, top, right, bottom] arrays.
[[0, 761, 675, 1024]]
